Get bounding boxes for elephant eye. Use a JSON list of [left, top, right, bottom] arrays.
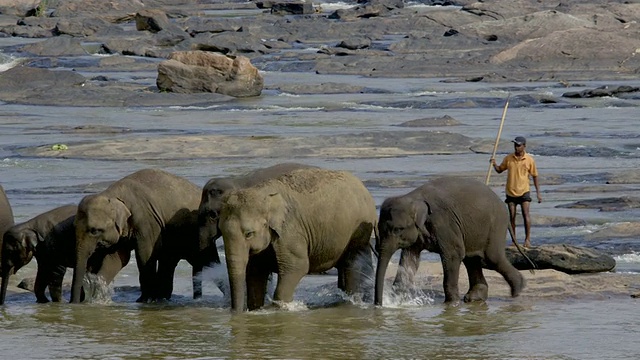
[[208, 210, 219, 221], [392, 226, 405, 235], [89, 227, 103, 236], [244, 231, 255, 239]]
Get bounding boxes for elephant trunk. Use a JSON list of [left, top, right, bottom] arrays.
[[71, 243, 94, 303], [0, 267, 13, 305], [226, 255, 248, 313], [374, 244, 396, 306]]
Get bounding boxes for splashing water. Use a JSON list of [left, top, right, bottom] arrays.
[[82, 273, 114, 304]]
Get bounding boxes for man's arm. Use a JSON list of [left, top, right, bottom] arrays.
[[490, 158, 505, 174], [533, 175, 542, 203]]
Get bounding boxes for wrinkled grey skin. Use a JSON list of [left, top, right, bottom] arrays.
[[375, 177, 525, 306], [72, 169, 203, 303], [198, 163, 315, 266], [0, 205, 131, 304], [220, 168, 377, 312], [0, 184, 14, 241]]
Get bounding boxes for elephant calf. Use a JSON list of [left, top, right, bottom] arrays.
[[219, 167, 378, 312], [0, 205, 130, 304], [72, 168, 213, 303], [375, 177, 525, 306]]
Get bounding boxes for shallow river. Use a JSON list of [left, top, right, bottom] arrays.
[[2, 25, 640, 360]]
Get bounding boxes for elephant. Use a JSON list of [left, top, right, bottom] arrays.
[[0, 205, 130, 304], [71, 168, 209, 303], [198, 163, 315, 265], [374, 177, 525, 306], [0, 184, 14, 239], [219, 167, 378, 312]]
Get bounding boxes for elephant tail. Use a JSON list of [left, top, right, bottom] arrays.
[[508, 226, 536, 274]]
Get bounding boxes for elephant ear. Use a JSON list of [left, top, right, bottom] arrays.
[[413, 200, 432, 238], [266, 192, 287, 238], [22, 229, 42, 251], [112, 198, 132, 237]]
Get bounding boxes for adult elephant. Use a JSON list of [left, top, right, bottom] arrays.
[[198, 163, 315, 264], [374, 177, 525, 306], [219, 168, 377, 312], [71, 168, 204, 303], [0, 205, 130, 304], [0, 184, 14, 238]]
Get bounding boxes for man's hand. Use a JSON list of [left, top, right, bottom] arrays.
[[490, 158, 496, 165], [537, 194, 542, 203]]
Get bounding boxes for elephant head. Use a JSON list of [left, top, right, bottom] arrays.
[[198, 178, 237, 263], [0, 228, 39, 305], [219, 188, 286, 312], [71, 195, 131, 303], [374, 196, 431, 306]]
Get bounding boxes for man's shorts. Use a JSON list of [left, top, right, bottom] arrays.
[[505, 192, 531, 205]]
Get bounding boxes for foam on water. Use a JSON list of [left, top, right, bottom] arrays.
[[614, 252, 640, 263]]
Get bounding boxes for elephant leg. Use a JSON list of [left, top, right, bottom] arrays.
[[392, 245, 422, 292], [192, 264, 203, 299], [341, 246, 373, 297], [484, 248, 525, 297], [156, 257, 179, 301], [96, 249, 131, 284], [462, 256, 488, 303], [337, 267, 346, 291], [34, 264, 51, 303], [440, 252, 462, 304], [135, 253, 159, 303], [246, 258, 270, 311], [48, 264, 67, 302], [273, 256, 309, 304]]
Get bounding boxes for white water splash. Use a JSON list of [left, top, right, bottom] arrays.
[[82, 273, 114, 304], [614, 252, 640, 263]]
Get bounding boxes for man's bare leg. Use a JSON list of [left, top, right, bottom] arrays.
[[521, 201, 532, 247], [508, 202, 518, 246]]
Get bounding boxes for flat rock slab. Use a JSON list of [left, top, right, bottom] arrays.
[[505, 244, 616, 274]]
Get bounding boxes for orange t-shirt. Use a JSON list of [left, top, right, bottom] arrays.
[[497, 152, 538, 197]]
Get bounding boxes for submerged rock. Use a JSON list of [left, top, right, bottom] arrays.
[[505, 244, 616, 274]]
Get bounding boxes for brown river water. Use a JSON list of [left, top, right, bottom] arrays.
[[2, 23, 640, 360]]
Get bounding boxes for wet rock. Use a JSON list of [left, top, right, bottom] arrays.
[[337, 37, 371, 50], [17, 277, 35, 292], [0, 0, 40, 17], [505, 244, 616, 274], [20, 35, 88, 56], [557, 196, 640, 212], [396, 115, 463, 127], [586, 222, 640, 240], [135, 9, 181, 34], [562, 85, 640, 99], [156, 50, 264, 97], [270, 1, 314, 15]]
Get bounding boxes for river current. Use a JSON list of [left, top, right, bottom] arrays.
[[2, 15, 640, 360]]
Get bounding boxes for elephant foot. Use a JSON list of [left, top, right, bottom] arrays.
[[463, 284, 488, 303], [36, 297, 50, 304], [511, 274, 526, 298]]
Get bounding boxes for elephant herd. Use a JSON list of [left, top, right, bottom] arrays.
[[0, 163, 525, 312]]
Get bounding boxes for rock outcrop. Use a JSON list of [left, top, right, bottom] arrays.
[[156, 50, 264, 97], [505, 244, 616, 274]]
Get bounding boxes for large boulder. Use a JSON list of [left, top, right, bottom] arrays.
[[156, 50, 263, 97], [505, 244, 616, 274], [0, 0, 40, 17]]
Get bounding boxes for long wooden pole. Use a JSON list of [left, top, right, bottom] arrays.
[[485, 95, 511, 185]]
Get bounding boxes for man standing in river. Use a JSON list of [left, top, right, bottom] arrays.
[[490, 136, 542, 247]]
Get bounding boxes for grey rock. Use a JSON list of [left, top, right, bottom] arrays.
[[505, 244, 616, 274]]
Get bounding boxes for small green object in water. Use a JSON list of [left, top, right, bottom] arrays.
[[51, 144, 68, 151]]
